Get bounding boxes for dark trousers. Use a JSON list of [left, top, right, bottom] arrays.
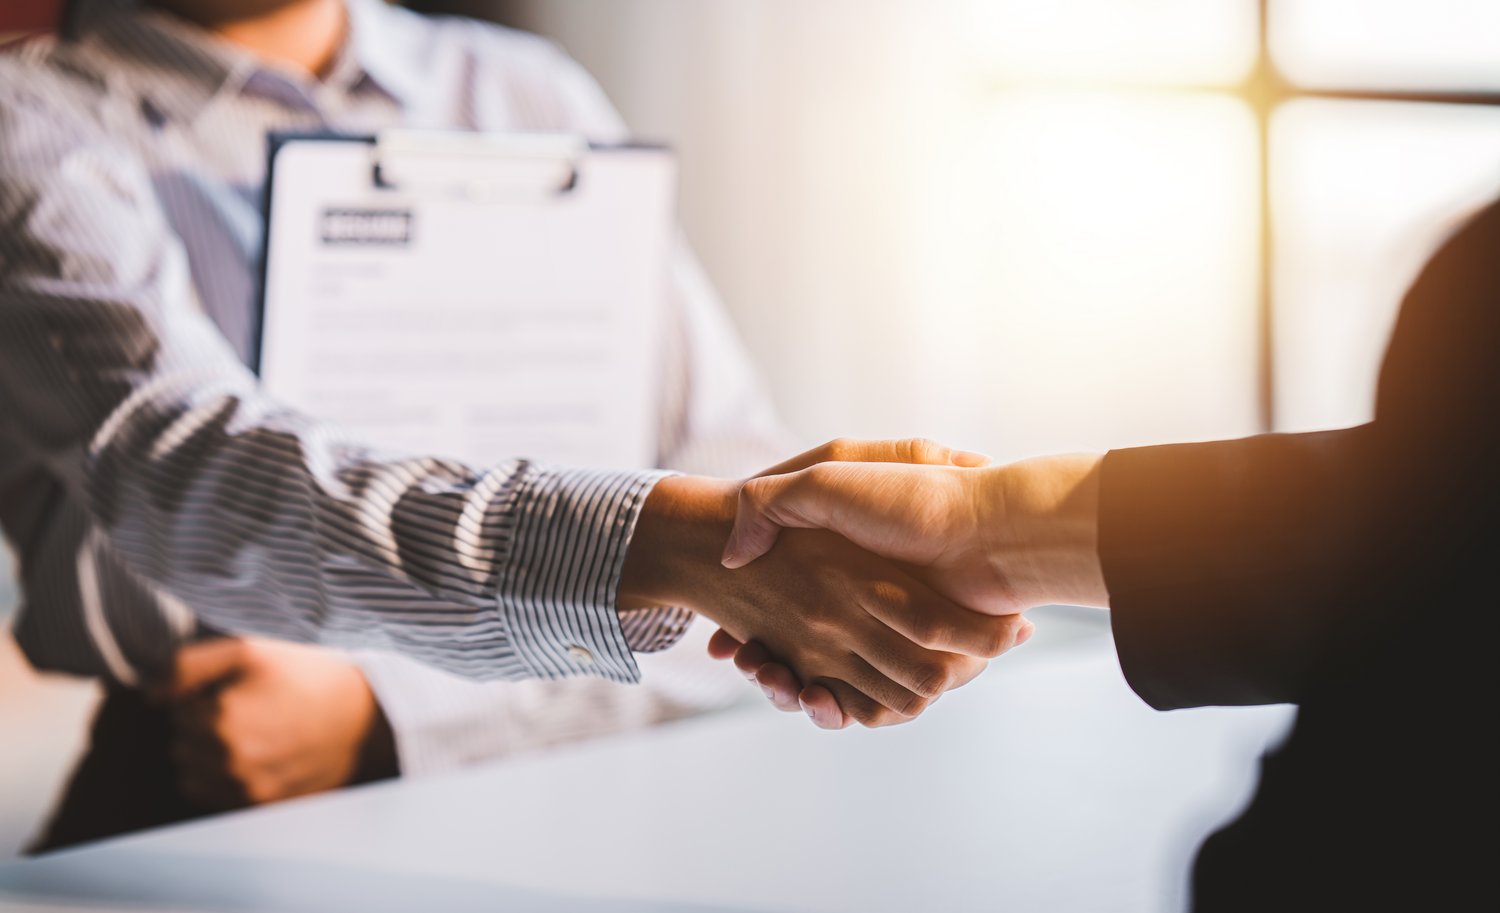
[[28, 687, 216, 854], [30, 679, 398, 854]]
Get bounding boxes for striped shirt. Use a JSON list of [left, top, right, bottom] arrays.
[[0, 0, 789, 772]]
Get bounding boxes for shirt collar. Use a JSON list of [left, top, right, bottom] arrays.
[[69, 0, 255, 124], [67, 0, 422, 126], [343, 0, 426, 109]]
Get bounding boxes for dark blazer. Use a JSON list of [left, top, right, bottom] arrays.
[[1098, 201, 1499, 911]]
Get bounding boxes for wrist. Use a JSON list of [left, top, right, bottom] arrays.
[[618, 475, 739, 612], [981, 454, 1108, 608]]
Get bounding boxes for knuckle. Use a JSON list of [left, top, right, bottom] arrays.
[[243, 777, 279, 805], [806, 460, 839, 484], [952, 655, 987, 686], [849, 701, 881, 727], [872, 702, 921, 727], [980, 620, 1012, 658], [221, 637, 252, 666], [910, 661, 952, 699], [800, 463, 842, 496], [863, 577, 903, 610], [739, 478, 769, 508], [840, 690, 885, 728], [912, 614, 954, 650], [895, 691, 931, 718], [902, 437, 946, 464], [824, 437, 854, 461]]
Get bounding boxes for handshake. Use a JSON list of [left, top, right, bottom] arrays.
[[618, 439, 1109, 729]]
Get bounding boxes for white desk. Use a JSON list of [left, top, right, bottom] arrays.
[[0, 608, 1293, 913]]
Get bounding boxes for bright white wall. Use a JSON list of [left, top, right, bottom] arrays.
[[494, 0, 1265, 462]]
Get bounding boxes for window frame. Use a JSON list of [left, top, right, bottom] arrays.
[[1244, 0, 1500, 428]]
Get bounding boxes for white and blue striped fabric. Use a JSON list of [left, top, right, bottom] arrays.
[[0, 0, 789, 728]]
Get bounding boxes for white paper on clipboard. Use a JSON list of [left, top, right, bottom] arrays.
[[256, 130, 676, 471]]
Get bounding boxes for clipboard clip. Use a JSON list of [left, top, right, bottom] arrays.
[[373, 130, 585, 199]]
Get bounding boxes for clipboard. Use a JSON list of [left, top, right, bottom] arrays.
[[254, 130, 678, 471]]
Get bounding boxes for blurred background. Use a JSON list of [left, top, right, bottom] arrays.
[[4, 0, 1500, 861]]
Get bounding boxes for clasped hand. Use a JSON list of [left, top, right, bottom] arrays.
[[698, 441, 1107, 729], [621, 439, 1036, 729]]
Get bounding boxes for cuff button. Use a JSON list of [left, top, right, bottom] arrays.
[[566, 645, 595, 666]]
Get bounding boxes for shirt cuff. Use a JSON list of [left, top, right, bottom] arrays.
[[496, 464, 685, 684]]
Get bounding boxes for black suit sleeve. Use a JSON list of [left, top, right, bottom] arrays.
[[1100, 201, 1500, 711]]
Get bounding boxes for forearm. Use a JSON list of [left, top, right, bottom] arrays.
[[1097, 429, 1378, 709], [981, 454, 1108, 610], [0, 113, 681, 685], [618, 476, 739, 616], [82, 367, 672, 682]]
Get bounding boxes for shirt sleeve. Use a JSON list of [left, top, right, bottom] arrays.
[[0, 71, 681, 685], [1100, 202, 1500, 712], [1098, 428, 1374, 710]]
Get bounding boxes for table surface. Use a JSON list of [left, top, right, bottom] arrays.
[[0, 608, 1294, 913]]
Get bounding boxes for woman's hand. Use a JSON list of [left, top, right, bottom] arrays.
[[709, 445, 1108, 728], [619, 439, 1014, 727]]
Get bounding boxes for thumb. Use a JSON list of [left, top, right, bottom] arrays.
[[722, 470, 842, 568], [720, 476, 790, 569], [171, 637, 248, 697], [755, 437, 990, 478]]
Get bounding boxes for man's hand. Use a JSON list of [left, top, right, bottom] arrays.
[[710, 445, 1109, 728], [620, 439, 1028, 728], [746, 437, 992, 478], [168, 637, 395, 809], [724, 450, 1109, 610]]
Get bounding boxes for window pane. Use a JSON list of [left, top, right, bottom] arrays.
[[961, 0, 1258, 87], [1272, 0, 1500, 91], [912, 91, 1260, 458], [1272, 99, 1500, 432]]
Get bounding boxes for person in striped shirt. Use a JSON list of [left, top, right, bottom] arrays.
[[0, 0, 1025, 849]]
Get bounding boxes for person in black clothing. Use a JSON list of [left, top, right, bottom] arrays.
[[712, 201, 1500, 909]]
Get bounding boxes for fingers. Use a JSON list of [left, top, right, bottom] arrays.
[[728, 438, 989, 566], [169, 695, 247, 810], [812, 677, 912, 729], [850, 630, 985, 714], [796, 683, 849, 730], [724, 461, 971, 570], [722, 469, 835, 569], [755, 438, 991, 478], [171, 637, 248, 697], [753, 663, 804, 713], [729, 437, 989, 568], [861, 578, 1030, 659], [729, 641, 803, 711], [717, 618, 1038, 730], [830, 653, 943, 722], [720, 484, 788, 569], [718, 574, 952, 719], [706, 628, 744, 661], [730, 639, 774, 679], [722, 635, 913, 724]]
